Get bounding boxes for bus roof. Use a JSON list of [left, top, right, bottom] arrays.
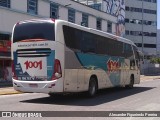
[[17, 18, 54, 25]]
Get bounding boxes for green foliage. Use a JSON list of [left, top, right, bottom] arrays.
[[150, 58, 160, 64]]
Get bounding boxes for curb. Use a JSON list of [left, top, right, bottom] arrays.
[[0, 91, 22, 95], [140, 76, 160, 81], [0, 87, 23, 95]]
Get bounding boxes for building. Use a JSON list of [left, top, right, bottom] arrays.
[[76, 0, 158, 57], [0, 0, 117, 81], [75, 0, 126, 37], [157, 29, 160, 56], [125, 0, 157, 57]]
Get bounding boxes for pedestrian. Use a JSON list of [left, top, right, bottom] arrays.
[[3, 67, 9, 81]]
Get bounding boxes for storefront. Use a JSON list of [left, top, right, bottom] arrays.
[[0, 58, 11, 82], [0, 33, 12, 82]]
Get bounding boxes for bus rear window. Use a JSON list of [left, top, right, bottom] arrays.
[[13, 22, 55, 42]]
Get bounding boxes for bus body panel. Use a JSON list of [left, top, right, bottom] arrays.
[[64, 45, 133, 92], [13, 79, 60, 93], [12, 19, 140, 94], [12, 41, 55, 80], [12, 41, 64, 93], [63, 21, 140, 92], [12, 19, 65, 93]]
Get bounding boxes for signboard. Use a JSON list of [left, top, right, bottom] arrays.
[[0, 40, 11, 52]]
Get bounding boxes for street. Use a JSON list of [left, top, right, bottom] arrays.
[[0, 79, 160, 112], [0, 79, 160, 120]]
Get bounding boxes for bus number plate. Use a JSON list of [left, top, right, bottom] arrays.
[[29, 84, 38, 88]]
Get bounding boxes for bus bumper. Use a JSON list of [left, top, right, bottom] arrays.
[[12, 79, 63, 93]]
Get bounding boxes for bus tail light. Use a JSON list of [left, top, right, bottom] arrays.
[[12, 60, 18, 80], [51, 59, 62, 80]]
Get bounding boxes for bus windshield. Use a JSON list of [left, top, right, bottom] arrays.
[[13, 22, 55, 43]]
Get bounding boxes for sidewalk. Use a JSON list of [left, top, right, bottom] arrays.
[[0, 75, 160, 95], [0, 81, 21, 95], [0, 87, 22, 95], [140, 75, 160, 81]]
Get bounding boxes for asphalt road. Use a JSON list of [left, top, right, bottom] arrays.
[[0, 79, 160, 120]]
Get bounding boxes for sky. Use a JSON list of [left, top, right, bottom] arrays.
[[158, 0, 160, 29]]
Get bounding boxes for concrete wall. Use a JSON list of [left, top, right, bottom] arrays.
[[0, 0, 117, 34], [0, 8, 39, 33], [141, 60, 160, 75]]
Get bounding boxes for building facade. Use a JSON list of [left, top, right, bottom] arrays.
[[125, 0, 157, 57], [0, 0, 117, 34], [76, 0, 157, 57], [75, 0, 126, 37], [157, 29, 160, 56], [0, 0, 117, 81]]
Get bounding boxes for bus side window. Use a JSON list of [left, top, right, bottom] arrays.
[[63, 25, 81, 51], [133, 46, 140, 68], [135, 51, 140, 68], [124, 43, 135, 69], [81, 32, 96, 53]]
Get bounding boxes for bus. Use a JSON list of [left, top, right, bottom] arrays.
[[12, 19, 141, 97]]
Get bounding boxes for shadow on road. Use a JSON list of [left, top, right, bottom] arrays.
[[21, 87, 154, 106]]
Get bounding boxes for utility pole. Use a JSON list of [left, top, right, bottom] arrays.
[[142, 0, 144, 55], [141, 0, 145, 75]]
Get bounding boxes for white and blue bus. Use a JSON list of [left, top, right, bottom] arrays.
[[12, 19, 141, 97]]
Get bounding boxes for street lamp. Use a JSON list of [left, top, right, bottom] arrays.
[[141, 0, 145, 75]]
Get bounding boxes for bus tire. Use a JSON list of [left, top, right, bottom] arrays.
[[87, 77, 98, 97], [125, 75, 134, 89]]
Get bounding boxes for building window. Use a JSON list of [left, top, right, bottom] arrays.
[[125, 6, 129, 11], [141, 0, 157, 3], [125, 19, 129, 23], [0, 0, 10, 8], [152, 0, 157, 3], [97, 18, 102, 30], [107, 21, 112, 33], [68, 9, 75, 23], [125, 30, 130, 35], [128, 30, 156, 37], [82, 13, 88, 27], [144, 44, 156, 48], [89, 3, 101, 11], [50, 3, 59, 19], [126, 18, 157, 26], [27, 0, 38, 15], [126, 6, 156, 14], [0, 33, 10, 40]]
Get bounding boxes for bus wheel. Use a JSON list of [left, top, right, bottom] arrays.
[[88, 77, 97, 97], [125, 75, 134, 89]]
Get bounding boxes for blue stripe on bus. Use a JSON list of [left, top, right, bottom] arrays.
[[75, 52, 125, 86], [47, 50, 55, 79]]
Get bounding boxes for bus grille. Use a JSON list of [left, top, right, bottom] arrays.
[[16, 48, 51, 57]]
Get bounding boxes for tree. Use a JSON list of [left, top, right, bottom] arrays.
[[150, 58, 160, 64]]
